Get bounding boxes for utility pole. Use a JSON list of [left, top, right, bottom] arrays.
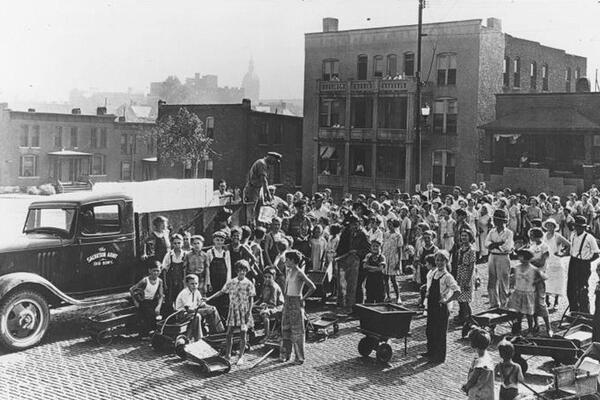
[[415, 0, 425, 191]]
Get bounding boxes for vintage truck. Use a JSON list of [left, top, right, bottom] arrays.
[[0, 191, 251, 351]]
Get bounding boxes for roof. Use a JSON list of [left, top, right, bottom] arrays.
[[130, 105, 153, 119], [29, 192, 132, 207], [47, 150, 92, 157], [480, 108, 600, 131]]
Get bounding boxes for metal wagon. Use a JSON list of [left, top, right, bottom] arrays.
[[353, 303, 419, 363]]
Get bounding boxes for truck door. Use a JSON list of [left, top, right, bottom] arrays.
[[76, 201, 136, 295]]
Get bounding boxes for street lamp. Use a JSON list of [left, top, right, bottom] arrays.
[[417, 103, 430, 191], [421, 104, 431, 118]]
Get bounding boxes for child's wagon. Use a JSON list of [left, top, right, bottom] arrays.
[[85, 305, 138, 345], [462, 308, 521, 338], [353, 303, 419, 363]]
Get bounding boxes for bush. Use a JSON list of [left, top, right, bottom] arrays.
[[27, 186, 41, 195], [38, 184, 56, 196]]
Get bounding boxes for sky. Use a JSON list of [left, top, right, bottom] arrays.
[[0, 0, 598, 104]]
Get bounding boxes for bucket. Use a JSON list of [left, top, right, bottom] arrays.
[[257, 205, 277, 224]]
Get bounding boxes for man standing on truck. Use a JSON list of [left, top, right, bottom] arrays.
[[243, 152, 282, 212]]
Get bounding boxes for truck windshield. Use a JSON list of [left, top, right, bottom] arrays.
[[24, 207, 76, 235]]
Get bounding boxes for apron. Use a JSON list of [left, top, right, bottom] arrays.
[[165, 254, 185, 309], [426, 272, 449, 362]]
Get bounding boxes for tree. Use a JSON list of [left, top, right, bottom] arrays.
[[157, 76, 190, 103], [147, 107, 214, 178]]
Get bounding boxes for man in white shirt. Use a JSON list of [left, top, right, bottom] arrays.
[[485, 209, 514, 308], [212, 179, 233, 206], [175, 275, 225, 339], [568, 216, 599, 313]]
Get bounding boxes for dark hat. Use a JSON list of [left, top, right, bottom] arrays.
[[455, 208, 467, 217], [528, 227, 544, 238], [574, 215, 588, 227], [266, 152, 282, 160], [344, 212, 360, 224], [515, 247, 534, 260], [492, 209, 508, 222], [352, 202, 369, 215], [294, 198, 307, 207]]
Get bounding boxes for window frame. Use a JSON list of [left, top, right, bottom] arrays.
[[206, 116, 215, 139], [530, 62, 537, 90], [70, 126, 78, 148], [503, 57, 510, 87], [54, 127, 63, 148], [437, 53, 457, 86], [513, 57, 521, 88], [120, 160, 133, 181], [90, 127, 98, 148], [19, 154, 38, 177], [404, 52, 415, 76], [542, 64, 549, 91], [79, 203, 122, 236], [433, 98, 458, 135], [30, 125, 40, 148], [565, 67, 572, 92], [20, 125, 29, 147], [100, 127, 107, 148], [432, 150, 456, 186], [386, 54, 398, 77], [373, 55, 384, 78], [91, 154, 106, 176], [322, 59, 340, 81], [357, 54, 368, 80]]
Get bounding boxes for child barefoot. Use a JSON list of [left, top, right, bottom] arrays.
[[508, 248, 537, 334], [206, 260, 255, 365], [494, 338, 524, 400], [528, 228, 551, 336], [461, 328, 495, 399], [382, 219, 403, 303]]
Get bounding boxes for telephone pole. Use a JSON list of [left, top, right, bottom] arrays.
[[415, 0, 426, 190]]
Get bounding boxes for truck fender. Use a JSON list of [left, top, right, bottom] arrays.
[[0, 272, 104, 307]]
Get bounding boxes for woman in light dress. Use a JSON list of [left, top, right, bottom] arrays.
[[477, 204, 492, 261], [542, 218, 570, 310]]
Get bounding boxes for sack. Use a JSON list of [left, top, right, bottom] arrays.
[[258, 205, 277, 224]]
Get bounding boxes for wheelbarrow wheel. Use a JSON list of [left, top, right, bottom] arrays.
[[96, 330, 113, 346], [358, 336, 377, 357], [376, 343, 393, 363], [513, 354, 528, 375]]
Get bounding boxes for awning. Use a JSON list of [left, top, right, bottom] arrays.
[[480, 108, 600, 132], [47, 150, 92, 157], [142, 157, 157, 163], [319, 146, 336, 159]]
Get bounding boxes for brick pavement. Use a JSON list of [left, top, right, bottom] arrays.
[[0, 261, 596, 400]]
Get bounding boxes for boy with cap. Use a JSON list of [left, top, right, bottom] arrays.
[[485, 209, 514, 308]]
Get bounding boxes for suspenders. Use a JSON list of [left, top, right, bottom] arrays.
[[576, 233, 588, 260]]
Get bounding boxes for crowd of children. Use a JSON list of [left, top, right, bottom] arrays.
[[128, 181, 600, 390]]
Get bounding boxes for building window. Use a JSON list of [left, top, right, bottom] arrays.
[[357, 55, 368, 80], [268, 163, 281, 184], [146, 138, 155, 154], [432, 150, 455, 186], [386, 54, 397, 77], [513, 58, 521, 88], [530, 62, 537, 90], [70, 127, 78, 147], [91, 154, 106, 175], [542, 64, 549, 91], [273, 121, 282, 145], [205, 159, 213, 179], [503, 57, 510, 87], [90, 128, 98, 148], [121, 134, 135, 154], [433, 98, 458, 135], [54, 127, 63, 148], [378, 97, 408, 129], [20, 155, 38, 177], [319, 145, 343, 176], [29, 125, 40, 147], [373, 55, 384, 78], [350, 146, 372, 176], [121, 161, 132, 180], [100, 128, 107, 148], [206, 116, 214, 138], [351, 98, 373, 128], [565, 67, 572, 92], [404, 52, 415, 76], [257, 122, 268, 145], [20, 125, 29, 147], [575, 67, 581, 81], [319, 99, 345, 128], [322, 59, 339, 81], [376, 146, 405, 179], [437, 53, 457, 86]]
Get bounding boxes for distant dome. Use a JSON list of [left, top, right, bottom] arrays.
[[242, 58, 260, 105]]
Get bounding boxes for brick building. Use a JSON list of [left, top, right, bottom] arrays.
[[479, 88, 600, 196], [0, 104, 156, 190], [302, 17, 586, 198], [157, 99, 303, 195]]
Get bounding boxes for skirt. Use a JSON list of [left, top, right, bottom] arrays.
[[508, 290, 535, 315], [545, 256, 567, 296]]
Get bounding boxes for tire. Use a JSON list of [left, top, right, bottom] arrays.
[[96, 330, 113, 346], [358, 336, 376, 357], [376, 343, 393, 363], [0, 289, 50, 352]]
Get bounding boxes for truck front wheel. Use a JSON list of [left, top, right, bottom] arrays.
[[0, 289, 50, 352]]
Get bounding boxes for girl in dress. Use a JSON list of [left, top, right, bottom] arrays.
[[438, 206, 456, 252], [528, 228, 551, 336], [206, 260, 255, 365], [477, 204, 492, 262], [382, 219, 403, 303], [455, 229, 476, 325], [508, 248, 539, 334], [461, 328, 494, 400], [280, 250, 316, 364], [542, 218, 570, 310], [508, 196, 520, 235]]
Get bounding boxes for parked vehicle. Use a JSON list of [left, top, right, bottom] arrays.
[[0, 191, 251, 351]]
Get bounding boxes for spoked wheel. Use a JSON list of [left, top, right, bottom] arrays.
[[376, 343, 393, 363], [96, 330, 113, 346], [358, 336, 378, 357], [0, 289, 50, 352]]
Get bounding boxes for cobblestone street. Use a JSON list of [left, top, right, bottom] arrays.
[[2, 261, 591, 400]]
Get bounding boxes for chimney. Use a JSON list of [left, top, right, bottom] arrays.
[[96, 106, 107, 115], [27, 108, 36, 112], [323, 18, 339, 33], [71, 108, 81, 115], [487, 17, 502, 31], [157, 99, 166, 108], [242, 98, 251, 109], [118, 116, 126, 122]]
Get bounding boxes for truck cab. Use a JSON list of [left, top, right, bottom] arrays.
[[0, 192, 138, 351]]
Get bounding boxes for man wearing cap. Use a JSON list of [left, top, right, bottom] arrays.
[[567, 216, 599, 313], [283, 199, 312, 248], [243, 152, 282, 207], [484, 209, 514, 308]]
